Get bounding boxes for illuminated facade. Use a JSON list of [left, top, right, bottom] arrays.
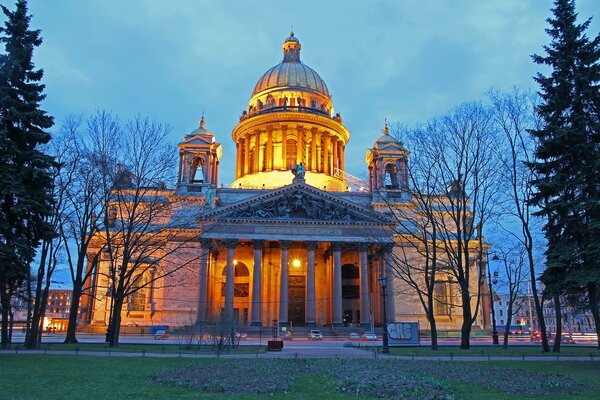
[[86, 33, 485, 331]]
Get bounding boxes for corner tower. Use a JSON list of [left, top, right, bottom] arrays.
[[231, 33, 350, 191]]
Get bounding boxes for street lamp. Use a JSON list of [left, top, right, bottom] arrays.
[[378, 276, 389, 354], [488, 253, 500, 345]]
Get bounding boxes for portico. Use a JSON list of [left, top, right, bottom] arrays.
[[196, 180, 395, 328]]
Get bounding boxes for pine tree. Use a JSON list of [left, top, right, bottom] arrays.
[[0, 0, 55, 349], [530, 0, 600, 349]]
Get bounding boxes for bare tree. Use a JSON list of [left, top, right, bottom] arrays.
[[382, 123, 449, 350], [95, 116, 200, 347], [24, 135, 73, 348], [489, 89, 551, 352], [422, 102, 501, 349], [492, 245, 527, 348], [59, 112, 115, 344]]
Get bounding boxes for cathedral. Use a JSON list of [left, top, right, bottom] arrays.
[[85, 33, 486, 332]]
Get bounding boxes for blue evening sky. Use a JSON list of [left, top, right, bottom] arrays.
[[22, 0, 599, 184]]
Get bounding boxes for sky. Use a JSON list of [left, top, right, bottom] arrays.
[[6, 0, 598, 289], [17, 0, 599, 184]]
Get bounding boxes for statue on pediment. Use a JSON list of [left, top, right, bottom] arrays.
[[291, 162, 305, 181]]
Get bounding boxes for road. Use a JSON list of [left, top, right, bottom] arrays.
[[8, 332, 598, 347]]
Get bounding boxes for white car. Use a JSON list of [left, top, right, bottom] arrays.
[[363, 332, 377, 340], [308, 329, 323, 340], [349, 332, 360, 340]]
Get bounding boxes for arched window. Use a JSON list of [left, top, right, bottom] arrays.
[[249, 144, 256, 174], [129, 274, 148, 312], [286, 139, 297, 169], [310, 98, 317, 108], [190, 157, 205, 183], [266, 95, 275, 107], [257, 99, 263, 109], [383, 163, 399, 189], [221, 262, 250, 298]]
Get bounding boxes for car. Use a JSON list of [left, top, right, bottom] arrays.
[[235, 331, 248, 340], [308, 330, 323, 340], [349, 332, 360, 340], [530, 330, 542, 342], [549, 333, 576, 344], [153, 329, 169, 340], [363, 332, 377, 340], [531, 331, 576, 344]]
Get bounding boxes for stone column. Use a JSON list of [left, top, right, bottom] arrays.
[[359, 244, 370, 327], [323, 134, 331, 175], [177, 152, 183, 183], [197, 239, 211, 324], [279, 240, 290, 324], [251, 240, 264, 326], [266, 128, 273, 172], [243, 136, 250, 176], [339, 142, 345, 172], [281, 126, 288, 170], [332, 136, 338, 173], [296, 127, 304, 164], [306, 241, 317, 327], [311, 129, 318, 172], [224, 240, 237, 316], [254, 132, 260, 173], [332, 243, 343, 326], [383, 245, 396, 321]]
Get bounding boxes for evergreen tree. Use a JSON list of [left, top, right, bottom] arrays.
[[530, 0, 600, 349], [0, 0, 54, 349]]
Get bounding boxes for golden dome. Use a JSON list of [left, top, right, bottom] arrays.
[[252, 33, 330, 97]]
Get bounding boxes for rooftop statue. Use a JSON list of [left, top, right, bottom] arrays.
[[291, 162, 305, 181]]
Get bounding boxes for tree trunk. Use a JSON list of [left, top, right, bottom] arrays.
[[25, 242, 49, 349], [503, 301, 513, 349], [109, 297, 124, 347], [460, 289, 472, 349], [527, 250, 550, 352], [64, 282, 83, 344], [1, 282, 11, 349], [552, 294, 561, 353], [427, 297, 438, 350], [587, 283, 600, 350], [25, 273, 32, 340]]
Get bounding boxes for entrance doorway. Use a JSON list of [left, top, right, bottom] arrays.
[[288, 275, 305, 325]]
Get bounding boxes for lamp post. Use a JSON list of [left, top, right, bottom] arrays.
[[378, 276, 389, 354], [487, 254, 499, 345]]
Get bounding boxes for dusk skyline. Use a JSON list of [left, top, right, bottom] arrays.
[[24, 0, 599, 184]]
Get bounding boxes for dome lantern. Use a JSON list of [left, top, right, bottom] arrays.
[[283, 31, 301, 62]]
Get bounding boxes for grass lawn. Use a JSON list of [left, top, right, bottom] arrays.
[[1, 354, 600, 399], [12, 342, 264, 355], [378, 345, 600, 358]]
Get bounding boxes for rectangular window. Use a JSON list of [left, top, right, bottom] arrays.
[[500, 309, 503, 316], [434, 282, 449, 316]]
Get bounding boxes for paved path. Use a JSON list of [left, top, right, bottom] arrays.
[[2, 347, 599, 361]]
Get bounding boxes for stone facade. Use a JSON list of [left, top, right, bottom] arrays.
[[86, 33, 485, 332]]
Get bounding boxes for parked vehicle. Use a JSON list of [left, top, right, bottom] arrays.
[[153, 329, 169, 340], [308, 330, 323, 340], [363, 332, 377, 340], [349, 332, 360, 340], [530, 330, 576, 344]]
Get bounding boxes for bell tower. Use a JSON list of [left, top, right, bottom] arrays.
[[177, 115, 222, 191], [365, 121, 409, 193]]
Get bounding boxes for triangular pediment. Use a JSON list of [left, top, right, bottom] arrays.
[[180, 135, 214, 146], [202, 181, 390, 225]]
